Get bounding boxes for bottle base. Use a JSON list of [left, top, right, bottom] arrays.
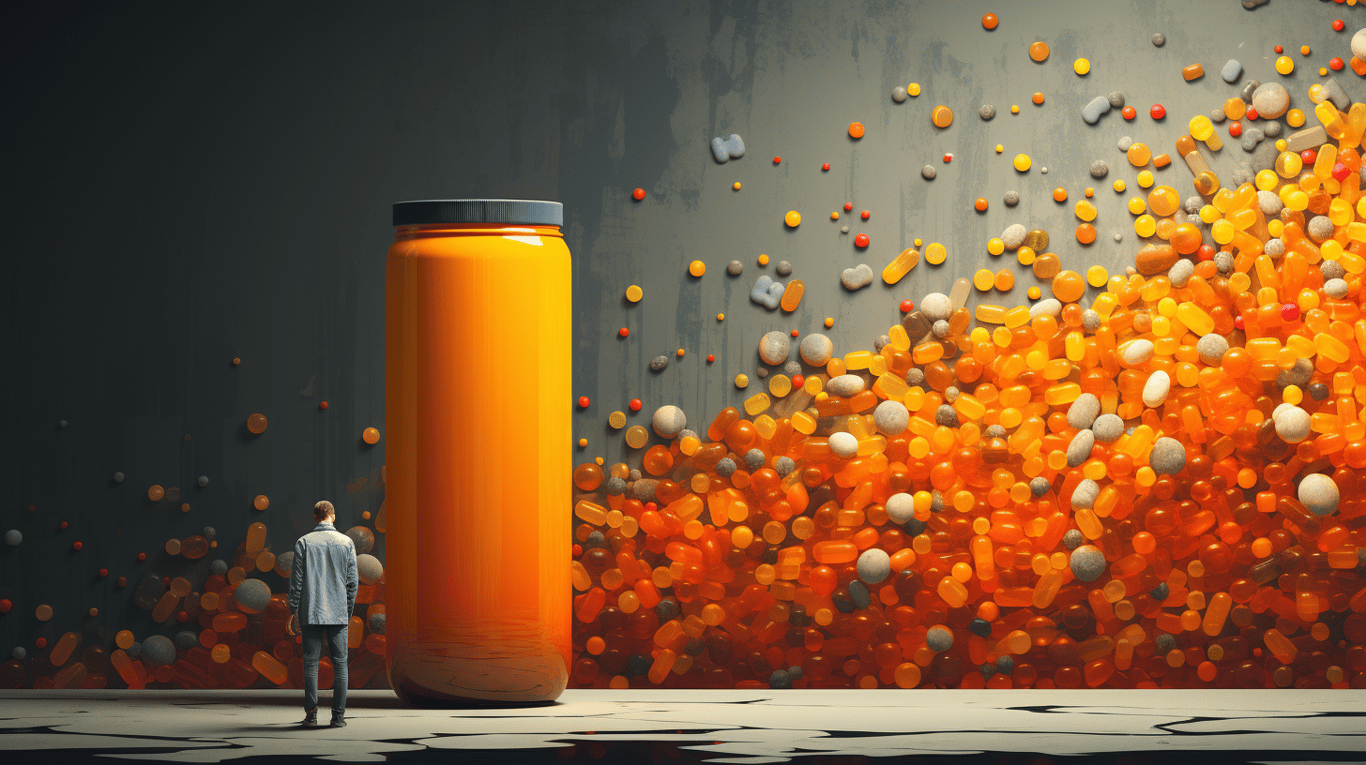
[[388, 643, 567, 707]]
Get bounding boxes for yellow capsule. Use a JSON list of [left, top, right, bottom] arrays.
[[883, 248, 920, 284]]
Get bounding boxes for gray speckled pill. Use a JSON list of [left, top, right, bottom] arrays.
[[1090, 160, 1109, 178], [826, 374, 866, 397], [857, 548, 892, 584], [1263, 120, 1282, 138], [1082, 96, 1111, 125], [652, 405, 687, 439], [980, 103, 996, 120], [1151, 32, 1165, 47], [1214, 252, 1234, 274], [604, 476, 626, 496], [1002, 224, 1027, 250], [1030, 476, 1051, 497], [985, 424, 1007, 439], [759, 330, 791, 365], [1067, 393, 1101, 429], [1196, 333, 1229, 366], [774, 456, 795, 477], [1072, 478, 1100, 510], [715, 458, 737, 477], [1118, 135, 1133, 152], [887, 493, 914, 524], [1240, 128, 1265, 152], [782, 360, 802, 377], [1081, 309, 1102, 331], [1063, 529, 1084, 550], [650, 355, 670, 371], [1264, 238, 1286, 258], [1120, 339, 1154, 366], [1240, 79, 1260, 103], [944, 386, 959, 403], [905, 368, 925, 387], [1251, 82, 1290, 119], [1275, 405, 1311, 443], [926, 625, 954, 652], [1004, 190, 1020, 206], [1221, 59, 1243, 83], [1322, 261, 1346, 280], [874, 400, 910, 436], [1307, 216, 1334, 242], [921, 292, 952, 321], [1258, 190, 1283, 216], [892, 86, 907, 103], [1211, 108, 1227, 124], [1309, 382, 1330, 401], [1168, 259, 1195, 288], [1069, 545, 1107, 584], [800, 333, 833, 366], [775, 260, 792, 277], [727, 260, 743, 276], [922, 165, 937, 180], [1184, 196, 1203, 214], [1278, 358, 1314, 388], [931, 319, 950, 338], [935, 404, 959, 428], [743, 448, 766, 470], [755, 366, 768, 378], [1325, 278, 1349, 299], [1149, 437, 1187, 475], [1067, 429, 1095, 468], [1299, 473, 1340, 516], [1108, 92, 1125, 108], [1092, 414, 1124, 443]]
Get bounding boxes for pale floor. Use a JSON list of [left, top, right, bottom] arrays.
[[0, 689, 1364, 764]]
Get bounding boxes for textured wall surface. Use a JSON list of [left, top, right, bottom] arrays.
[[0, 0, 1354, 671]]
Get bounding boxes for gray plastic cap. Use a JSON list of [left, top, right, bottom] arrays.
[[393, 198, 563, 227]]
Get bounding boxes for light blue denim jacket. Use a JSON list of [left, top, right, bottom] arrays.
[[287, 521, 358, 626]]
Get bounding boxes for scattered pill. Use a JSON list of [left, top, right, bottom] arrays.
[[848, 122, 865, 138], [1028, 41, 1049, 62]]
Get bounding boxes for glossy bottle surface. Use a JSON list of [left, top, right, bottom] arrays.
[[385, 222, 571, 704]]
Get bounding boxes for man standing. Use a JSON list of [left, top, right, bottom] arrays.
[[288, 500, 359, 728]]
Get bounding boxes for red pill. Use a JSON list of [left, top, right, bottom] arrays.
[[59, 521, 68, 530], [116, 577, 126, 587], [1275, 45, 1283, 54], [1281, 303, 1301, 322], [578, 396, 590, 408], [707, 354, 715, 363], [319, 401, 328, 410], [773, 156, 781, 164], [1234, 314, 1245, 330], [571, 544, 581, 557], [844, 202, 853, 211], [0, 599, 9, 613], [1150, 104, 1166, 120], [1229, 121, 1243, 138], [1333, 163, 1351, 181], [1245, 107, 1258, 120], [822, 163, 831, 171], [982, 12, 998, 30], [1331, 57, 1345, 71], [1122, 105, 1136, 120], [1197, 244, 1215, 261], [943, 153, 953, 162], [792, 374, 804, 387], [1302, 149, 1318, 165], [137, 552, 146, 561], [36, 638, 46, 649], [618, 327, 629, 337], [632, 188, 645, 200], [629, 398, 642, 412], [854, 233, 870, 247], [72, 541, 82, 551], [900, 299, 914, 312], [790, 329, 800, 337], [860, 210, 871, 220], [1334, 19, 1345, 31]]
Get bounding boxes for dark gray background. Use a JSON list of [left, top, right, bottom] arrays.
[[0, 0, 1357, 663]]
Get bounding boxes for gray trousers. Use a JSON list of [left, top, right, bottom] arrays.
[[301, 623, 348, 714]]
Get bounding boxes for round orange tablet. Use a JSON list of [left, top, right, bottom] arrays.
[[1075, 223, 1096, 244], [1052, 270, 1086, 302], [1029, 41, 1049, 62], [1032, 92, 1045, 105], [994, 269, 1015, 291], [982, 13, 999, 30], [848, 122, 865, 139], [931, 105, 954, 128], [974, 197, 989, 211], [1052, 187, 1068, 202]]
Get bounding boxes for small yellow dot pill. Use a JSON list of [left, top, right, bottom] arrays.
[[1134, 214, 1157, 238], [914, 238, 923, 247], [1086, 265, 1109, 287], [1319, 67, 1328, 77], [1113, 179, 1126, 192], [995, 144, 1004, 153], [987, 237, 1005, 255], [925, 242, 947, 264], [1276, 56, 1294, 75], [831, 211, 839, 220], [1016, 245, 1036, 266], [688, 260, 706, 277], [1128, 196, 1147, 214], [1027, 286, 1042, 299], [676, 348, 685, 357], [974, 269, 994, 290], [717, 313, 725, 321], [1010, 104, 1020, 114], [908, 83, 920, 96], [1074, 58, 1090, 75], [732, 182, 741, 190], [758, 253, 769, 265], [1300, 45, 1311, 56], [1286, 109, 1305, 128], [784, 211, 801, 227], [735, 374, 749, 388], [1136, 169, 1155, 188], [824, 317, 834, 328], [1013, 154, 1032, 172], [626, 285, 643, 302]]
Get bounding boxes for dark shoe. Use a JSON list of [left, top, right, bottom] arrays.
[[300, 708, 318, 728], [329, 711, 346, 728]]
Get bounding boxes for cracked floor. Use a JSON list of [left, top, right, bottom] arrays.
[[1, 690, 1364, 764]]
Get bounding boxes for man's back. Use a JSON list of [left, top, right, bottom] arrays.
[[288, 521, 359, 626]]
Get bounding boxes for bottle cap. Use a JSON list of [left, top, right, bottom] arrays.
[[393, 199, 563, 227]]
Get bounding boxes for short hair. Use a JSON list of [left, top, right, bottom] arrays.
[[314, 501, 335, 520]]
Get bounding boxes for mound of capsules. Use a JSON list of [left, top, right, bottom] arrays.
[[569, 100, 1366, 692]]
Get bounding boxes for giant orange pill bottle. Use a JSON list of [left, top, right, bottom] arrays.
[[385, 199, 571, 704]]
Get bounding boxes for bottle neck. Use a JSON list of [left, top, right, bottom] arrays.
[[394, 223, 563, 240]]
